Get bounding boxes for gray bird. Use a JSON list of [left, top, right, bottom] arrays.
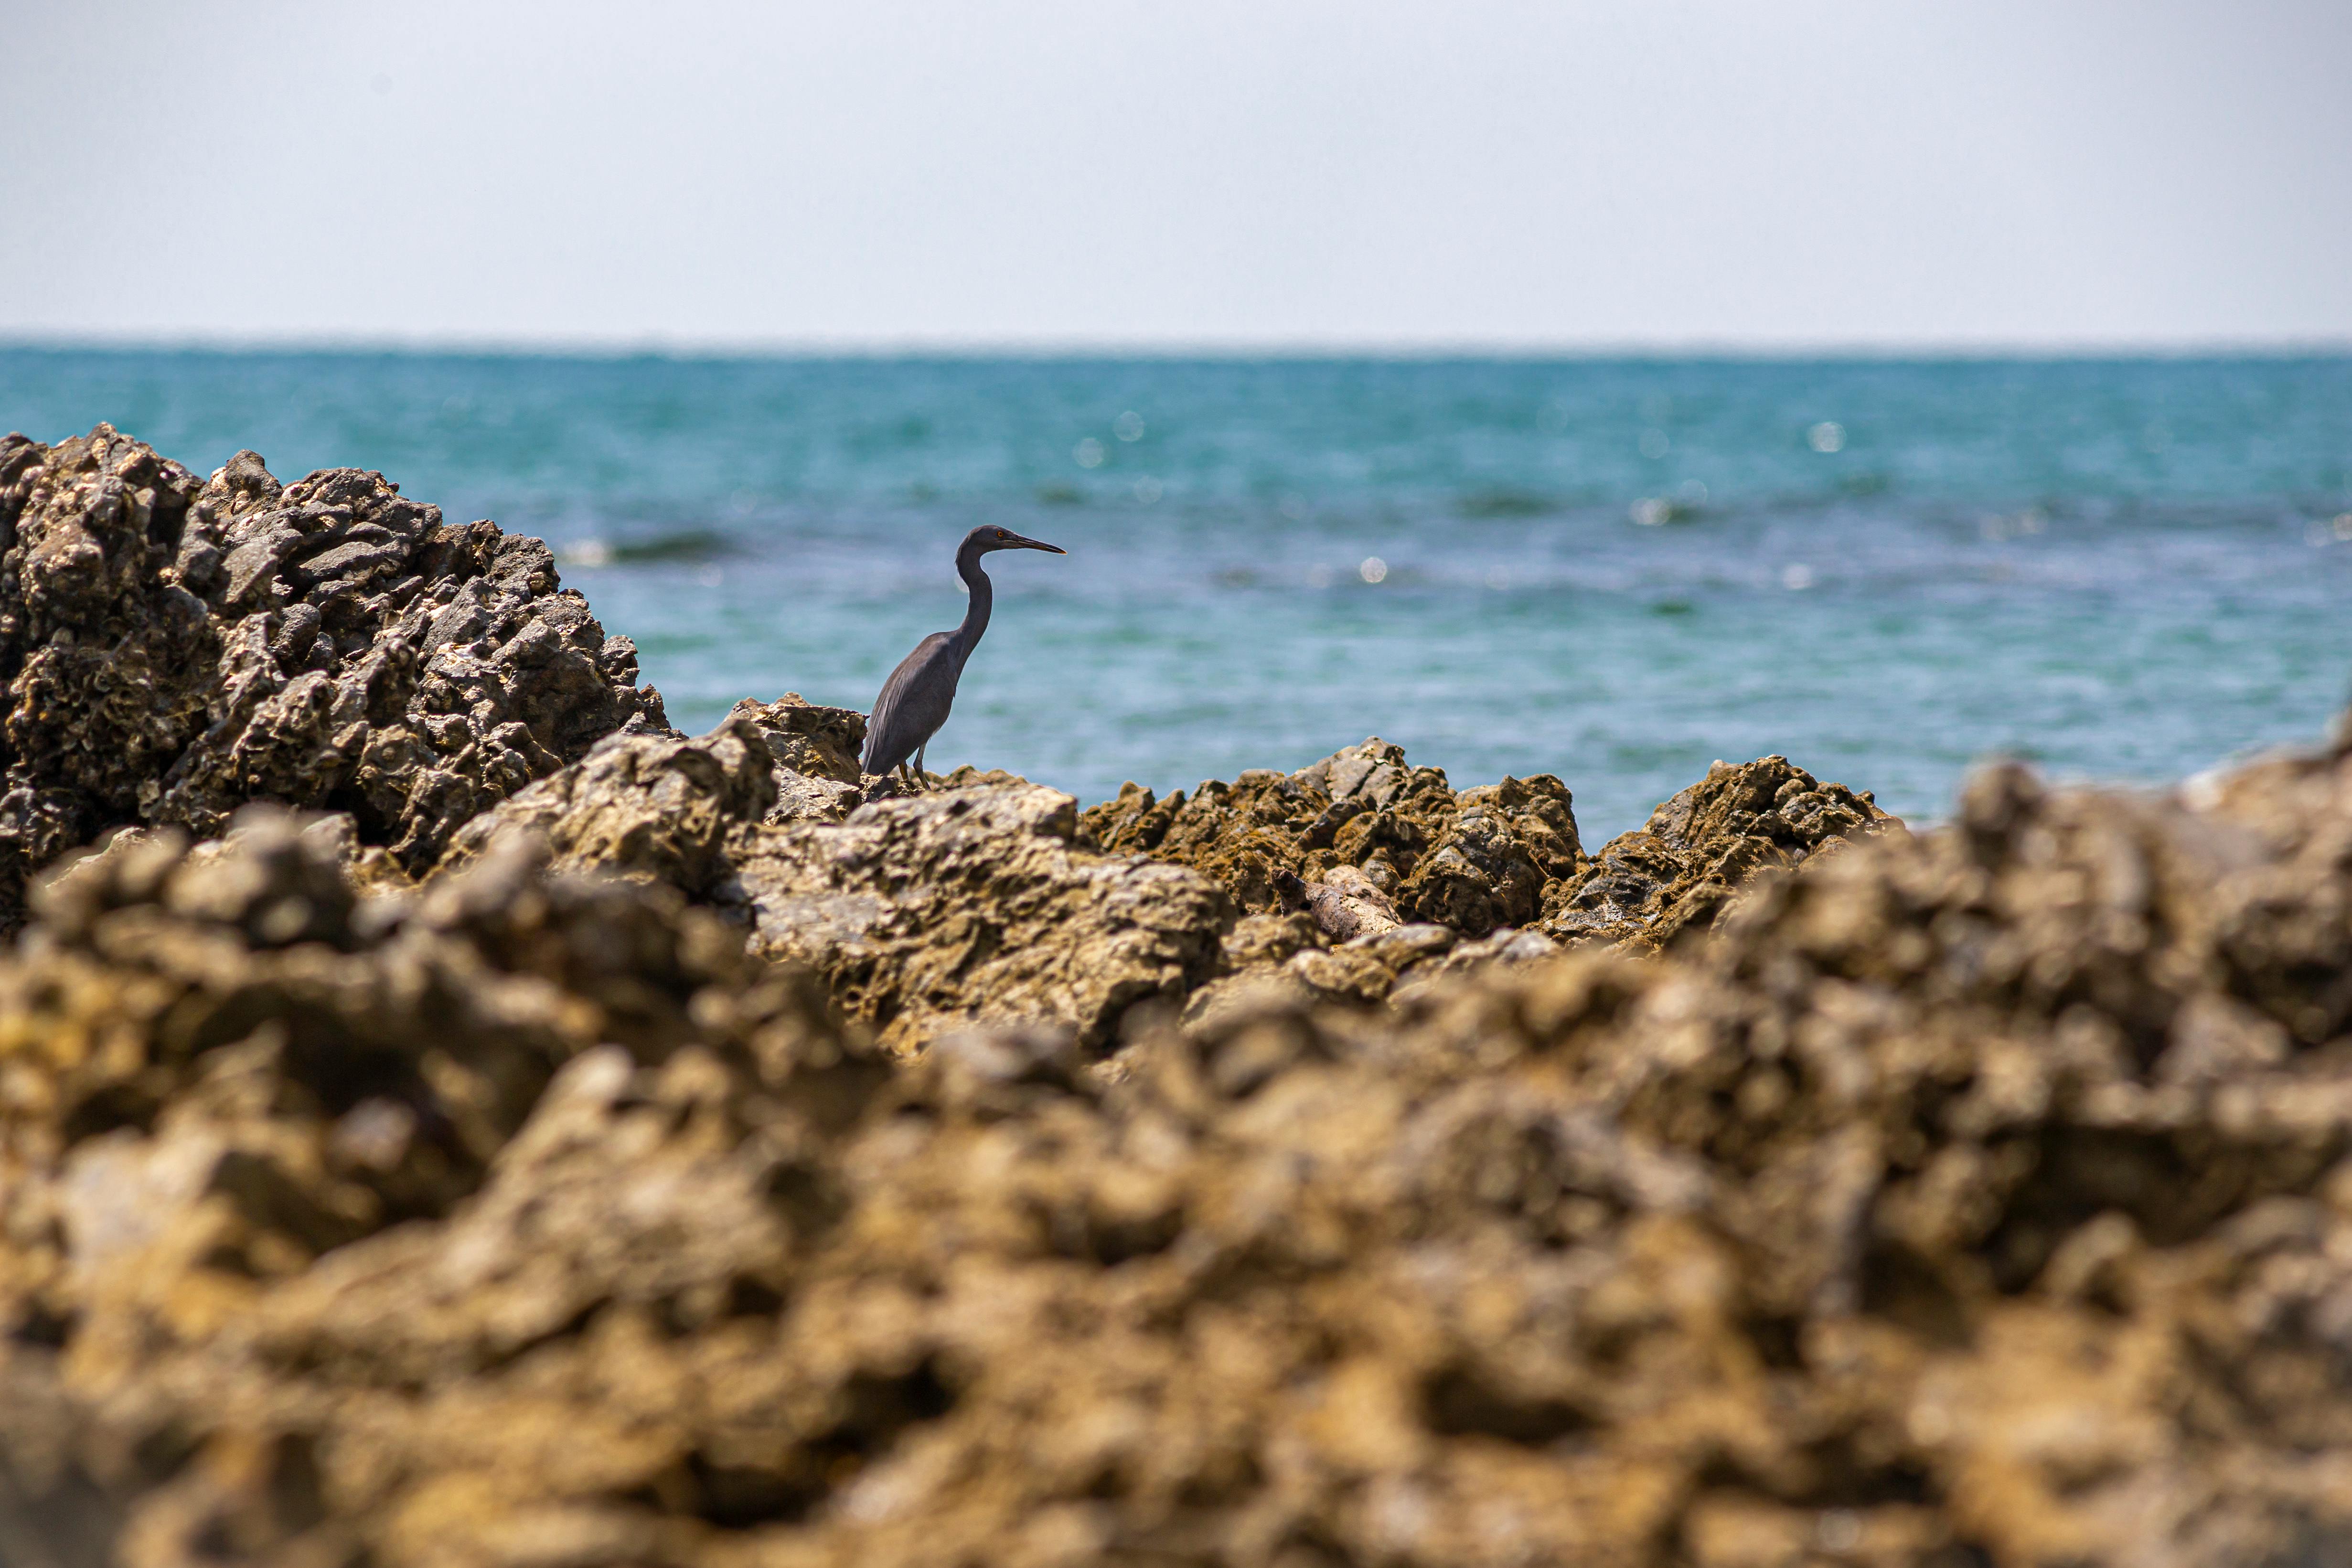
[[863, 524, 1066, 782]]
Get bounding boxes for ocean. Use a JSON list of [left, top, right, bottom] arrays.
[[3, 349, 2348, 839]]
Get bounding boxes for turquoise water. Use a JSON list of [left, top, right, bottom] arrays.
[[4, 349, 2350, 837]]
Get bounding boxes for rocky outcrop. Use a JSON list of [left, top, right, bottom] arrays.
[[10, 424, 2352, 1567], [723, 692, 868, 824], [427, 720, 1233, 1056], [1290, 862, 1404, 942], [1081, 739, 1881, 972], [0, 426, 664, 929], [1540, 754, 1894, 951], [1173, 861, 1557, 1036], [1400, 770, 1583, 931], [730, 782, 1232, 1054], [427, 734, 1877, 1047], [0, 813, 885, 1568], [7, 725, 2352, 1567], [440, 718, 778, 896], [1082, 739, 1477, 917]]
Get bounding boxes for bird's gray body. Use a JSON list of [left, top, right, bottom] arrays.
[[863, 525, 1064, 778], [864, 631, 967, 777]]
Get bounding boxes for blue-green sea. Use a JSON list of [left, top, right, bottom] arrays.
[[4, 349, 2349, 838]]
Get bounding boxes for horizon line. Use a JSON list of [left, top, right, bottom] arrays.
[[5, 330, 2352, 363]]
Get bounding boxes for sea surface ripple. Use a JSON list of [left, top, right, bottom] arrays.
[[5, 349, 2349, 837]]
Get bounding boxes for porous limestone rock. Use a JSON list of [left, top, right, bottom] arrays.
[[0, 814, 880, 1568], [423, 732, 1231, 1056], [1082, 739, 1470, 917], [0, 426, 664, 929], [7, 725, 2352, 1568], [1175, 900, 1504, 1038], [1290, 862, 1403, 942], [1540, 752, 1895, 952], [0, 427, 215, 926], [1082, 738, 1884, 963], [1086, 740, 1881, 1012], [731, 781, 1231, 1055], [438, 717, 778, 896], [1079, 738, 1584, 934], [723, 692, 868, 824]]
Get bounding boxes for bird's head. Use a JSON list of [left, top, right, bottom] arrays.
[[962, 524, 1066, 556]]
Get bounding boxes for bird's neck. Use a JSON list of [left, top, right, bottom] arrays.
[[951, 545, 993, 658]]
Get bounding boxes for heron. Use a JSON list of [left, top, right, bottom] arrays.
[[863, 524, 1066, 783]]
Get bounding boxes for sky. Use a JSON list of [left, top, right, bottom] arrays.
[[3, 1, 2350, 351]]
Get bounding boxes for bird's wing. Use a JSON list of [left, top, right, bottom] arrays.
[[863, 632, 961, 772]]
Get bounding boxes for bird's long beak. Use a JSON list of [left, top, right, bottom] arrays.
[[1012, 534, 1067, 554]]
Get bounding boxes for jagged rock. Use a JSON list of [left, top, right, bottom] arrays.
[[1540, 753, 1895, 952], [1091, 738, 1862, 1020], [724, 692, 868, 823], [1401, 772, 1580, 932], [438, 717, 778, 895], [0, 811, 877, 1568], [8, 715, 2352, 1566], [725, 692, 865, 784], [1080, 738, 1580, 939], [1086, 738, 1884, 958], [1219, 908, 1322, 968], [0, 427, 665, 930], [1182, 864, 1535, 1032], [425, 740, 1234, 1056], [0, 427, 215, 928], [1349, 919, 1459, 971], [406, 719, 1237, 1058], [1387, 922, 1558, 1000], [1081, 757, 1375, 914], [731, 782, 1231, 1054]]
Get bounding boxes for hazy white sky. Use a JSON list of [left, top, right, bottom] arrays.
[[4, 1, 2348, 349]]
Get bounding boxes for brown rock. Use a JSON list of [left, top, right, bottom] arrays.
[[1084, 744, 1891, 1006], [1295, 862, 1403, 942], [1085, 739, 1889, 962], [1397, 773, 1577, 935], [5, 725, 2352, 1565], [1080, 739, 1575, 940], [438, 717, 778, 896], [724, 692, 869, 823], [0, 427, 217, 927], [1541, 753, 1896, 952], [730, 781, 1232, 1054], [0, 427, 665, 930]]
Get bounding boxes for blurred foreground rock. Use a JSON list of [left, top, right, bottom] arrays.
[[4, 718, 2352, 1566]]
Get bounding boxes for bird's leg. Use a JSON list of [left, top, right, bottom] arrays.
[[914, 743, 927, 786]]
